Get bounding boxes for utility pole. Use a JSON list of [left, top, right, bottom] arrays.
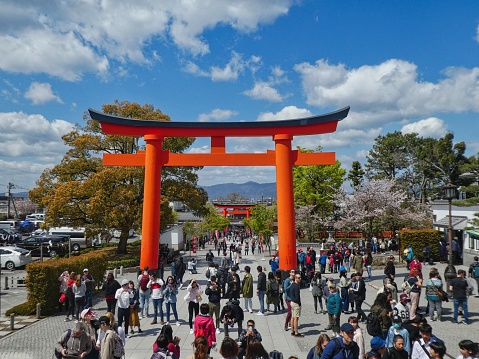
[[6, 183, 18, 219]]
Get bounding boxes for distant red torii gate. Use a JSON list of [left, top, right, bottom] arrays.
[[88, 106, 350, 271]]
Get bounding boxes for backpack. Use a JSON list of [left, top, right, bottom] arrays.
[[54, 329, 71, 359], [139, 273, 149, 291], [401, 276, 413, 295], [107, 331, 125, 358], [473, 265, 479, 278], [306, 255, 312, 265], [150, 350, 174, 359], [196, 321, 208, 338], [270, 280, 279, 296], [270, 350, 284, 359], [366, 308, 383, 336]]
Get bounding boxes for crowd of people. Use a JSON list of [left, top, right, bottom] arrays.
[[54, 235, 479, 359]]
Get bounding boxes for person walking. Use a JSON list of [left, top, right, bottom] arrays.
[[227, 266, 241, 301], [175, 257, 187, 289], [326, 284, 341, 336], [193, 303, 216, 354], [64, 271, 76, 321], [81, 269, 95, 309], [405, 268, 422, 319], [241, 266, 254, 313], [102, 272, 121, 315], [266, 271, 280, 313], [283, 269, 295, 331], [339, 269, 351, 314], [425, 268, 443, 321], [351, 272, 367, 322], [73, 274, 87, 321], [311, 271, 325, 314], [205, 275, 222, 334], [450, 269, 470, 324], [256, 266, 266, 316], [184, 279, 203, 334], [128, 280, 142, 335]]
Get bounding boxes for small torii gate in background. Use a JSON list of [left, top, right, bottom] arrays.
[[88, 106, 350, 271]]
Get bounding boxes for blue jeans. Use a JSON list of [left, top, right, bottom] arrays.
[[139, 290, 151, 317], [366, 265, 372, 279], [84, 291, 92, 309], [166, 302, 179, 322], [258, 291, 266, 313], [341, 288, 349, 312], [453, 298, 469, 323], [152, 298, 164, 322]]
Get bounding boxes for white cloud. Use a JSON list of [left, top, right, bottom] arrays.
[[257, 106, 313, 121], [198, 109, 239, 122], [197, 166, 276, 186], [24, 82, 62, 105], [294, 59, 479, 128], [0, 1, 291, 79], [0, 111, 74, 190], [401, 117, 448, 138], [185, 52, 262, 82], [244, 82, 283, 102]]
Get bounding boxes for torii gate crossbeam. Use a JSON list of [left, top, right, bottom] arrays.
[[88, 106, 350, 271]]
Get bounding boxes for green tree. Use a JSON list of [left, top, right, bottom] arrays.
[[29, 100, 207, 254], [198, 203, 231, 234], [293, 147, 346, 231], [243, 204, 276, 253], [347, 161, 365, 190]]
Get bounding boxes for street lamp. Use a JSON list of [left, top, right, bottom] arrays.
[[443, 182, 458, 294]]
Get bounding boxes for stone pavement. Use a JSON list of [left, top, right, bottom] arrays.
[[0, 244, 477, 358]]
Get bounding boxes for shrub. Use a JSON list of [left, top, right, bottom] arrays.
[[107, 258, 139, 269], [399, 229, 441, 261], [5, 301, 36, 317], [25, 249, 108, 315]]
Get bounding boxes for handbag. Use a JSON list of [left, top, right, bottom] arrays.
[[59, 293, 66, 303], [309, 283, 313, 292], [196, 295, 202, 302]]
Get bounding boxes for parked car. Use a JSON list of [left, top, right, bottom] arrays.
[[15, 236, 51, 256], [48, 227, 88, 251], [46, 235, 71, 257], [0, 246, 32, 270], [0, 228, 22, 244]]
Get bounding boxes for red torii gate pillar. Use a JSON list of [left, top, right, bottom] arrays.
[[88, 106, 350, 271], [141, 135, 163, 269], [274, 134, 296, 270]]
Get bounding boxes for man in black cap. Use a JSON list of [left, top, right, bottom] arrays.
[[321, 323, 359, 359]]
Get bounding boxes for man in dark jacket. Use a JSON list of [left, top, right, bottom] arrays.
[[351, 272, 366, 322], [205, 275, 222, 332], [237, 319, 262, 359], [256, 266, 266, 315], [384, 256, 396, 282], [220, 300, 244, 339], [175, 257, 187, 288], [321, 323, 359, 359]]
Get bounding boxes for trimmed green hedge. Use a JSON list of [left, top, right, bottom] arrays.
[[24, 250, 109, 316], [399, 229, 441, 262], [6, 302, 36, 317]]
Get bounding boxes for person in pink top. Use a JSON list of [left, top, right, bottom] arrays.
[[194, 303, 217, 354]]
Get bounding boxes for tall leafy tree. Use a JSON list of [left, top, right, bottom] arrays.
[[347, 161, 365, 190], [293, 147, 346, 225], [198, 203, 231, 234], [29, 100, 207, 254]]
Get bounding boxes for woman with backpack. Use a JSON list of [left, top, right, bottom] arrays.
[[369, 293, 392, 340], [311, 271, 325, 314], [153, 324, 181, 358], [307, 333, 330, 359], [275, 270, 286, 311], [194, 303, 216, 354], [266, 271, 280, 313], [185, 279, 204, 334]]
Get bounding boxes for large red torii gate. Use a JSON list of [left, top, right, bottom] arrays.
[[88, 106, 350, 271]]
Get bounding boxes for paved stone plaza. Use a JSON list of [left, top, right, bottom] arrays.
[[0, 244, 476, 358]]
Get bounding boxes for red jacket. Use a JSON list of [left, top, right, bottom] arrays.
[[194, 314, 216, 346]]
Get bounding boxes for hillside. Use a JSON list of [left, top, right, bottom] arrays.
[[201, 181, 276, 201]]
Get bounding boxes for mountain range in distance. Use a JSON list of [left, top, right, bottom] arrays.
[[201, 181, 277, 201], [14, 181, 277, 202]]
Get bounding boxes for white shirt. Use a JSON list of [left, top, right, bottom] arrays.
[[412, 338, 431, 359], [115, 288, 133, 308]]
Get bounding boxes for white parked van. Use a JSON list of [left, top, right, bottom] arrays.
[[26, 213, 45, 221], [48, 227, 88, 251]]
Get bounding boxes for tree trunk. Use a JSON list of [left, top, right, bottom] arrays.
[[116, 228, 129, 254]]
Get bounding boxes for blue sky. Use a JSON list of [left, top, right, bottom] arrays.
[[2, 1, 479, 193]]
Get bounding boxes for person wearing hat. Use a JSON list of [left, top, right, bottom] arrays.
[[326, 284, 341, 335], [385, 316, 410, 357], [115, 278, 134, 337], [80, 307, 99, 359], [393, 294, 410, 321], [321, 323, 359, 359], [54, 322, 92, 359], [367, 337, 387, 359], [98, 315, 121, 359]]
